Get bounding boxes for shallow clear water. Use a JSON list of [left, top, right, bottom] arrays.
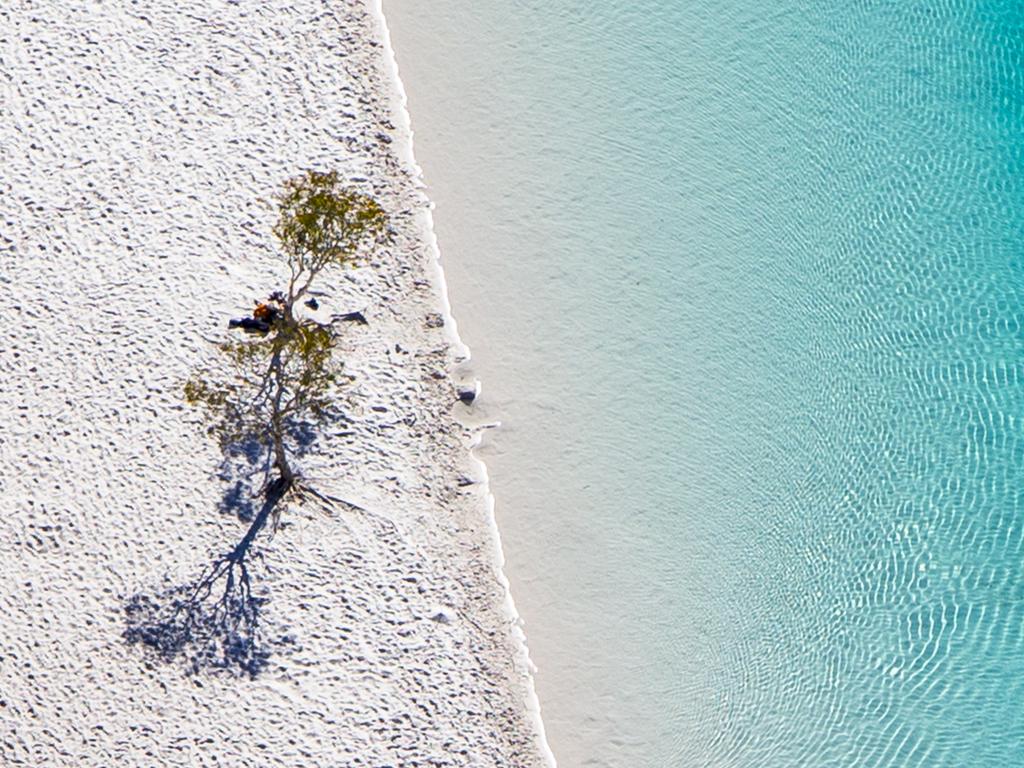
[[387, 1, 1024, 765]]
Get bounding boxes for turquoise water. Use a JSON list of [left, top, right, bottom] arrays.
[[387, 1, 1024, 765]]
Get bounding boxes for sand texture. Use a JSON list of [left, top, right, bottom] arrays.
[[0, 1, 547, 765]]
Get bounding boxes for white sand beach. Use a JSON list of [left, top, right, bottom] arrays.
[[0, 1, 551, 765]]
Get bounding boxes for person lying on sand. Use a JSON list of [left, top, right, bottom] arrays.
[[228, 294, 285, 333]]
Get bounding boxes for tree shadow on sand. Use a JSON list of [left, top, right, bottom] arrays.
[[123, 477, 292, 677], [215, 436, 265, 523]]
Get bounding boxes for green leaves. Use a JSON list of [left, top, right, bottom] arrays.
[[185, 321, 342, 447], [185, 171, 384, 472], [273, 170, 388, 300]]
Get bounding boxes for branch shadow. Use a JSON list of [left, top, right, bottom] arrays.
[[216, 436, 266, 522], [216, 425, 317, 523], [124, 478, 293, 677]]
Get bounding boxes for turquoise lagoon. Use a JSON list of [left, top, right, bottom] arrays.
[[387, 1, 1024, 765]]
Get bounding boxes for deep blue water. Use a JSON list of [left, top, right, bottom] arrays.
[[388, 1, 1024, 765]]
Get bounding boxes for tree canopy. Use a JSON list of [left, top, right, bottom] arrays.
[[187, 169, 388, 486], [274, 169, 388, 305]]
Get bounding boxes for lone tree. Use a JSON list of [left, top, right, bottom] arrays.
[[126, 170, 388, 675]]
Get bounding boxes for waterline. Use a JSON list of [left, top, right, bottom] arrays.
[[374, 2, 557, 763]]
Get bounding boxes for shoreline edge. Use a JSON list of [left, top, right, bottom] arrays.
[[371, 1, 558, 765]]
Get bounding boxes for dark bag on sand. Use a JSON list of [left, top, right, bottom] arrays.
[[228, 317, 270, 333]]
